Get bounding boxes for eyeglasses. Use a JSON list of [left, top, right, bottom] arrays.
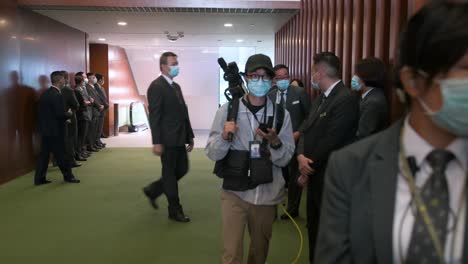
[[246, 74, 272, 81]]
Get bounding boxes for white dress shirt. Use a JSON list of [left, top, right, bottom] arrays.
[[393, 116, 468, 263], [275, 88, 288, 105], [361, 87, 374, 99], [323, 80, 341, 98], [162, 74, 174, 85]]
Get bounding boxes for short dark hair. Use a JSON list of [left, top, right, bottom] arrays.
[[313, 52, 341, 78], [291, 79, 304, 88], [160, 52, 177, 71], [355, 57, 386, 89], [59, 70, 69, 81], [50, 71, 64, 85], [87, 72, 95, 78], [75, 71, 83, 77], [273, 64, 289, 73], [397, 1, 468, 85], [75, 75, 83, 85], [95, 73, 103, 81]]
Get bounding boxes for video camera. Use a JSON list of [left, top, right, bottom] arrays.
[[217, 58, 246, 102], [217, 58, 247, 141]]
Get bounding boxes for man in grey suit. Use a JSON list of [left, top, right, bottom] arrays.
[[86, 72, 105, 151], [94, 73, 108, 147], [268, 64, 310, 219], [351, 57, 389, 141], [315, 2, 468, 263]]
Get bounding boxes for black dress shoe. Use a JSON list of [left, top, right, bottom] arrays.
[[75, 156, 87, 162], [142, 188, 158, 209], [280, 211, 299, 220], [72, 163, 82, 168], [169, 209, 190, 223], [35, 179, 52, 186], [64, 177, 80, 183]]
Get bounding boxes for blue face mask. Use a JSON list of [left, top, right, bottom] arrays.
[[93, 78, 98, 84], [248, 79, 272, 97], [418, 78, 468, 137], [169, 66, 180, 78], [351, 75, 362, 91], [276, 79, 290, 91], [311, 72, 320, 91], [84, 78, 89, 84]]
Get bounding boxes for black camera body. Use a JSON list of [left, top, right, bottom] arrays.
[[218, 58, 247, 142]]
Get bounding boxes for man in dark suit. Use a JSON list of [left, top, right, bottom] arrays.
[[60, 71, 83, 166], [86, 72, 105, 152], [351, 57, 389, 141], [143, 51, 195, 223], [34, 71, 80, 185], [94, 73, 108, 147], [74, 73, 92, 159], [268, 64, 310, 219], [315, 3, 468, 263], [296, 52, 359, 262]]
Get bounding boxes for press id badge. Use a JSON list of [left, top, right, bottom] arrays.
[[249, 140, 262, 159]]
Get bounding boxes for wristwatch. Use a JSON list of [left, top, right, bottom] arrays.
[[270, 140, 282, 150]]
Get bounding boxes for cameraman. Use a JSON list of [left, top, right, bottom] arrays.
[[205, 54, 294, 264]]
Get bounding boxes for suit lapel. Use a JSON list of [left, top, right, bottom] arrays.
[[369, 121, 402, 264], [463, 189, 468, 261], [285, 86, 294, 108], [303, 82, 344, 131]]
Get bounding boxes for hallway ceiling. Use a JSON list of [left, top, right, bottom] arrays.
[[24, 0, 299, 49]]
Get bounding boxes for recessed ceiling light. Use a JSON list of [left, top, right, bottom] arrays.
[[250, 24, 255, 27], [236, 39, 244, 43], [224, 23, 233, 27], [98, 38, 106, 41], [117, 21, 127, 26]]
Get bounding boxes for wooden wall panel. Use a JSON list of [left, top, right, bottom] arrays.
[[274, 0, 428, 120], [0, 0, 86, 184]]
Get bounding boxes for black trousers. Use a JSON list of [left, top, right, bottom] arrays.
[[34, 136, 73, 183], [96, 114, 105, 143], [285, 155, 302, 214], [64, 117, 77, 166], [307, 170, 325, 263], [145, 146, 189, 211], [87, 116, 98, 147], [77, 119, 89, 152]]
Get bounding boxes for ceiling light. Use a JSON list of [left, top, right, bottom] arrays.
[[224, 23, 233, 27], [117, 21, 127, 26], [98, 38, 106, 41], [236, 39, 244, 43], [257, 40, 263, 43]]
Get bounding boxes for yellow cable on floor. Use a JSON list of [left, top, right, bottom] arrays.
[[280, 204, 304, 264]]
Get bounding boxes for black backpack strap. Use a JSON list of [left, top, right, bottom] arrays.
[[275, 103, 285, 134]]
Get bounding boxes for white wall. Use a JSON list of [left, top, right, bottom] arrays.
[[125, 44, 274, 130]]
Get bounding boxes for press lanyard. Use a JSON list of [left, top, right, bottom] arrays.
[[245, 96, 267, 140], [399, 127, 467, 264]]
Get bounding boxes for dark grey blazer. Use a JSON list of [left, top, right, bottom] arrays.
[[356, 88, 389, 141], [315, 120, 468, 264], [268, 85, 311, 132]]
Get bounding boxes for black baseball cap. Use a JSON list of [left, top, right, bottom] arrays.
[[244, 54, 275, 76]]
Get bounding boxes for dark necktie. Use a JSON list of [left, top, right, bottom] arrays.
[[316, 93, 326, 113], [172, 83, 183, 104], [279, 91, 285, 107], [406, 149, 455, 263]]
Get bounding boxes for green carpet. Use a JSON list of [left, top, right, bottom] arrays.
[[0, 149, 308, 264]]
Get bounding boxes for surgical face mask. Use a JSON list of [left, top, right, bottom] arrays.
[[276, 79, 290, 91], [84, 78, 89, 84], [248, 79, 272, 97], [93, 78, 98, 84], [169, 65, 180, 78], [351, 75, 362, 91], [418, 77, 468, 137], [311, 72, 320, 90]]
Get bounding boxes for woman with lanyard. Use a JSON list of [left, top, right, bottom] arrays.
[[314, 2, 468, 264]]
